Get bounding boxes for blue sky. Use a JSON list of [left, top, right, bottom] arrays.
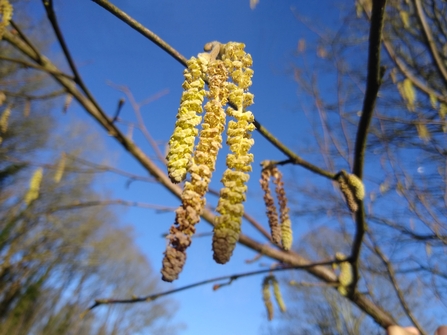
[[37, 1, 346, 334]]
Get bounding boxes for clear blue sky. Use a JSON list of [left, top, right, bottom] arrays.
[[39, 1, 344, 334]]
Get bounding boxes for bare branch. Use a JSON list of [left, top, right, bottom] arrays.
[[351, 0, 387, 292], [46, 200, 177, 214], [413, 0, 447, 87], [87, 259, 339, 311], [373, 242, 428, 335], [0, 55, 74, 79]]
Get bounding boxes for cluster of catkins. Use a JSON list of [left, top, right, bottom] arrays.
[[162, 42, 255, 282], [260, 162, 293, 251], [262, 275, 286, 321], [336, 170, 365, 213]]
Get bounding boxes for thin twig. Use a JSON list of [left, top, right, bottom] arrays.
[[0, 55, 74, 79], [10, 20, 42, 62], [413, 0, 447, 86], [41, 0, 111, 125], [1, 88, 66, 100], [373, 241, 428, 335], [350, 0, 387, 292], [91, 0, 188, 67], [87, 259, 338, 311], [46, 200, 176, 214]]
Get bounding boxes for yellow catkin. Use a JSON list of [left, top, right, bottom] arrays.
[[161, 60, 229, 282], [337, 170, 364, 212], [213, 42, 255, 264], [346, 173, 365, 201], [0, 0, 13, 40], [335, 252, 352, 296], [260, 164, 281, 246], [399, 78, 416, 112], [272, 166, 293, 251], [54, 153, 66, 183], [166, 56, 207, 184], [24, 168, 43, 205], [262, 276, 274, 321], [0, 91, 5, 106], [0, 104, 11, 133], [271, 276, 286, 313]]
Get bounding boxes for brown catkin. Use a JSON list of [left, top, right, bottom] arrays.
[[272, 166, 293, 250], [260, 165, 281, 246], [337, 171, 358, 213]]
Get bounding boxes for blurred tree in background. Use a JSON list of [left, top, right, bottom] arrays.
[[0, 1, 178, 334]]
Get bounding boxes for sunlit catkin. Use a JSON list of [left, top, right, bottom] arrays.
[[271, 276, 286, 313], [24, 168, 43, 205], [213, 42, 255, 264], [337, 170, 365, 213], [272, 166, 292, 251], [166, 56, 207, 184], [0, 0, 13, 40], [161, 60, 229, 282], [262, 276, 274, 321], [335, 252, 352, 296]]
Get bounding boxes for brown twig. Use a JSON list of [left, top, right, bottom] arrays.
[[1, 88, 66, 100], [0, 55, 74, 79], [413, 0, 447, 87], [41, 0, 111, 126], [372, 240, 428, 335], [46, 200, 177, 214], [87, 259, 338, 311], [350, 0, 387, 292]]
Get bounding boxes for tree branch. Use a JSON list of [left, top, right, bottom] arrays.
[[87, 258, 340, 311], [373, 242, 428, 335], [413, 0, 447, 87], [0, 55, 74, 79], [46, 200, 177, 214], [351, 0, 387, 292], [42, 0, 112, 127]]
